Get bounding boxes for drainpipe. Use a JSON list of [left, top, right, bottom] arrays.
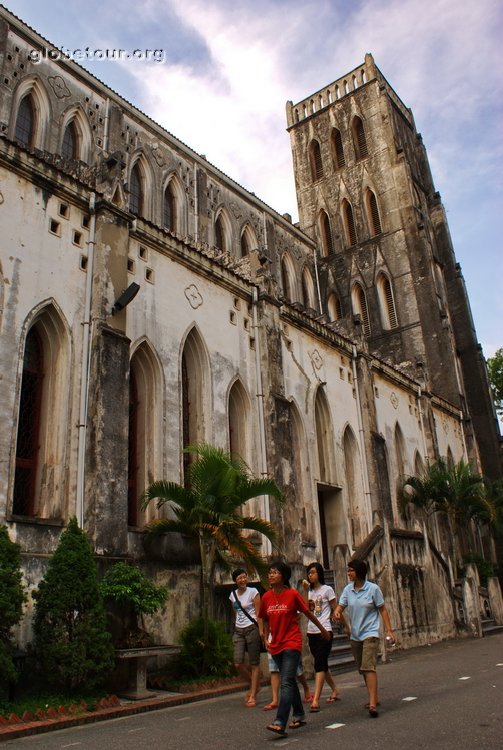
[[193, 162, 199, 243], [76, 192, 97, 527], [252, 286, 271, 552], [351, 345, 373, 529], [103, 97, 110, 153]]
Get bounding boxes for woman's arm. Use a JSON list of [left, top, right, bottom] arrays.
[[305, 609, 331, 639]]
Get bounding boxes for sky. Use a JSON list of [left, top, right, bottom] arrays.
[[3, 0, 502, 358]]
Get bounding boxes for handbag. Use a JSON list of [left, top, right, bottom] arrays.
[[232, 591, 267, 652]]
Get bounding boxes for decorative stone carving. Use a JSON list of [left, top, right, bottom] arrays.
[[184, 284, 203, 309], [390, 391, 399, 409], [48, 75, 71, 99], [310, 349, 323, 369]]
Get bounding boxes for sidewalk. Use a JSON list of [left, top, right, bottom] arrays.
[[0, 681, 249, 743]]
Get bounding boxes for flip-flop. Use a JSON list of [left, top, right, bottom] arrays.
[[266, 724, 287, 736], [326, 694, 341, 702], [289, 719, 307, 729], [262, 702, 278, 711], [310, 704, 321, 713], [304, 693, 315, 703], [245, 697, 256, 707], [368, 706, 379, 718]]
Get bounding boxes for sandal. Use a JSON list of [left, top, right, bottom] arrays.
[[304, 693, 315, 703], [262, 702, 278, 711], [289, 719, 307, 729], [266, 724, 287, 736], [310, 703, 320, 713], [245, 697, 256, 707], [368, 705, 379, 718], [326, 693, 341, 702]]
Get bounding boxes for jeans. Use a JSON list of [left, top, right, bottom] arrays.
[[271, 649, 305, 728]]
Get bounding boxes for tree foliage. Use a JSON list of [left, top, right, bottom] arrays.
[[141, 443, 285, 666], [32, 517, 115, 694], [0, 526, 26, 686], [487, 347, 503, 416], [100, 562, 168, 617]]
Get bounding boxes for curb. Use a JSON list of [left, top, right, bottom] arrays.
[[0, 682, 249, 742]]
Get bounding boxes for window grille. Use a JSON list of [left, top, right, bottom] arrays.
[[13, 328, 44, 516], [163, 183, 176, 231], [15, 95, 34, 147], [62, 121, 77, 160], [129, 164, 142, 215], [380, 275, 398, 329]]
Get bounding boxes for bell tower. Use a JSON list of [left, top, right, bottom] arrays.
[[286, 53, 502, 479]]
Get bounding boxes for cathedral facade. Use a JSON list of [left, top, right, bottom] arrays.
[[0, 8, 501, 649]]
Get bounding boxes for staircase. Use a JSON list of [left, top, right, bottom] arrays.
[[482, 617, 503, 636]]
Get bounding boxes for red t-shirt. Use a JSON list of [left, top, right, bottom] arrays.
[[259, 588, 309, 655]]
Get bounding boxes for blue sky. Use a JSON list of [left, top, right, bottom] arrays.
[[4, 0, 502, 357]]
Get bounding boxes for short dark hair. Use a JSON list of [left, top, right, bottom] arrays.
[[306, 562, 325, 586], [232, 568, 246, 582], [348, 559, 367, 580], [269, 560, 291, 586]]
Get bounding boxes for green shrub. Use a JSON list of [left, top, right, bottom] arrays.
[[0, 526, 26, 688], [175, 617, 233, 678], [32, 517, 115, 695], [100, 562, 168, 617]]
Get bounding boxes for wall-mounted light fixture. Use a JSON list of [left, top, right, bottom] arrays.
[[111, 282, 140, 315]]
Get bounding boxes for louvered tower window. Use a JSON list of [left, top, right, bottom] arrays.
[[328, 292, 342, 321], [62, 121, 77, 160], [354, 284, 371, 336], [215, 214, 226, 252], [342, 199, 357, 246], [309, 139, 324, 181], [332, 128, 345, 169], [378, 273, 398, 329], [240, 232, 250, 257], [15, 95, 34, 148], [352, 116, 368, 160], [367, 190, 382, 235], [320, 210, 334, 256]]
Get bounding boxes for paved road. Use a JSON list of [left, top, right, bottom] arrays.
[[5, 633, 503, 749]]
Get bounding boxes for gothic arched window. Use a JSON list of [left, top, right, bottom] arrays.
[[15, 95, 35, 148], [352, 116, 368, 160], [129, 163, 143, 215], [62, 120, 78, 160], [309, 139, 323, 181]]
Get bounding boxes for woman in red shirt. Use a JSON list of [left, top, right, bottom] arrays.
[[259, 561, 331, 736]]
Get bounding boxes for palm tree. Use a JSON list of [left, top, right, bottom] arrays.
[[400, 459, 486, 569], [140, 443, 285, 644]]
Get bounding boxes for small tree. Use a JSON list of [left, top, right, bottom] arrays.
[[487, 347, 503, 418], [0, 526, 26, 688], [32, 517, 115, 694], [100, 562, 168, 647]]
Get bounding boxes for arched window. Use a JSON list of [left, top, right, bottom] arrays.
[[342, 199, 357, 246], [239, 223, 257, 258], [301, 266, 316, 310], [331, 127, 345, 169], [127, 341, 163, 527], [163, 181, 177, 232], [182, 327, 210, 483], [15, 95, 35, 148], [327, 292, 342, 321], [128, 368, 140, 526], [352, 283, 371, 336], [12, 307, 69, 519], [280, 253, 296, 302], [13, 327, 44, 516], [343, 426, 365, 546], [214, 210, 232, 254], [61, 120, 78, 160], [228, 380, 250, 464], [366, 189, 382, 235], [377, 272, 398, 329], [129, 163, 143, 215], [315, 387, 336, 484], [309, 139, 323, 181], [352, 116, 368, 160], [319, 210, 334, 256]]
